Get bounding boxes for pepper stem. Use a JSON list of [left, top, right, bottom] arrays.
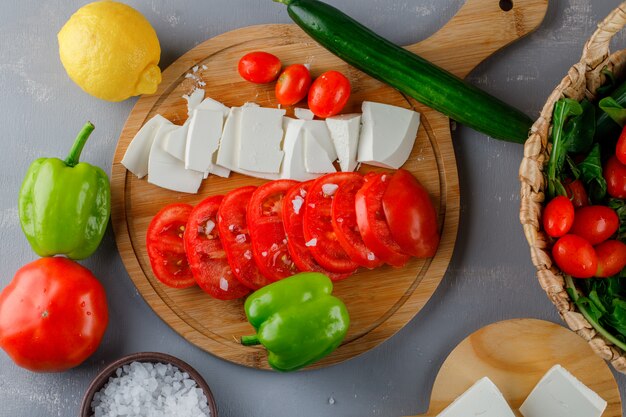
[[241, 335, 261, 346], [64, 122, 95, 167], [273, 0, 292, 4]]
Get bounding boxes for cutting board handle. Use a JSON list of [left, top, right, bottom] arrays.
[[405, 0, 548, 79]]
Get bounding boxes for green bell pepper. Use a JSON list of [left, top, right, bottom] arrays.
[[18, 122, 111, 260], [241, 272, 350, 372]]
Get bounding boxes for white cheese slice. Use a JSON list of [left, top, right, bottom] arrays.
[[303, 120, 337, 174], [216, 107, 280, 180], [184, 109, 224, 173], [436, 377, 515, 417], [237, 106, 286, 173], [121, 114, 170, 178], [326, 113, 361, 172], [183, 88, 205, 117], [281, 117, 317, 181], [196, 97, 230, 119], [148, 124, 203, 194], [162, 121, 189, 161], [295, 107, 315, 121], [208, 164, 231, 178], [357, 101, 420, 169], [520, 365, 607, 417]]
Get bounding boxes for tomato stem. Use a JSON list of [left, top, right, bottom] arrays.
[[241, 335, 261, 346]]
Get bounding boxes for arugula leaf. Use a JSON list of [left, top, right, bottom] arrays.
[[547, 99, 583, 198], [577, 143, 607, 202], [563, 99, 595, 154], [597, 66, 617, 97], [599, 96, 626, 127], [608, 198, 626, 242]]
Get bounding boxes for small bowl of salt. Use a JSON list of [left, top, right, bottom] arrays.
[[80, 352, 217, 417]]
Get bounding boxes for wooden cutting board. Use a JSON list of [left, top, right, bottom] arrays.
[[111, 0, 548, 370], [407, 319, 621, 417]]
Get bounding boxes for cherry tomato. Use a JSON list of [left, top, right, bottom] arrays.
[[564, 179, 589, 208], [617, 125, 626, 165], [218, 186, 271, 290], [0, 258, 108, 372], [146, 203, 195, 288], [595, 240, 626, 277], [184, 195, 249, 300], [275, 64, 311, 106], [238, 51, 281, 84], [605, 155, 626, 198], [332, 175, 383, 269], [282, 181, 351, 281], [248, 180, 299, 281], [356, 173, 411, 267], [303, 173, 360, 273], [570, 205, 619, 245], [552, 234, 598, 278], [382, 169, 440, 258], [542, 196, 575, 238], [308, 70, 351, 118]]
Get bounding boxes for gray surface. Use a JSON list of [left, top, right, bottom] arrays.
[[0, 0, 624, 416]]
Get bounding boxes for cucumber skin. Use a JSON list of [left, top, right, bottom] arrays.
[[282, 0, 533, 144]]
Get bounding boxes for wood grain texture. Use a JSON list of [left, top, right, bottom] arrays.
[[407, 319, 622, 417], [111, 0, 548, 370]]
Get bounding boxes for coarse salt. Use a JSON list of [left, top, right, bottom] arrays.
[[244, 250, 252, 260], [292, 196, 304, 215], [300, 189, 307, 197], [322, 183, 338, 196], [235, 234, 246, 244], [204, 220, 215, 236], [305, 238, 317, 247], [367, 252, 376, 261], [262, 251, 268, 257], [219, 277, 229, 291]]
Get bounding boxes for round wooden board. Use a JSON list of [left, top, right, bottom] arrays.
[[111, 0, 548, 370]]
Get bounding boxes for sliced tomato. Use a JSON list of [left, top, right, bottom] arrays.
[[248, 180, 299, 281], [356, 173, 410, 267], [146, 203, 195, 288], [218, 186, 271, 290], [184, 195, 249, 300], [283, 181, 352, 281], [303, 173, 360, 273], [331, 176, 383, 268]]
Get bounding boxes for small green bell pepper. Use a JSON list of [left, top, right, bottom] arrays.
[[241, 272, 350, 372], [18, 122, 111, 260]]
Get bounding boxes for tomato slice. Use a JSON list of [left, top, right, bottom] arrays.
[[283, 181, 352, 281], [356, 173, 410, 267], [303, 173, 360, 273], [218, 186, 271, 290], [331, 176, 383, 268], [248, 180, 299, 281], [184, 195, 249, 300], [146, 203, 195, 288], [382, 169, 440, 258]]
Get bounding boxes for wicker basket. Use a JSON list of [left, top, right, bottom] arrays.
[[520, 2, 626, 373]]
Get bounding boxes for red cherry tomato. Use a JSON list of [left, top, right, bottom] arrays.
[[238, 51, 281, 84], [564, 179, 589, 208], [146, 203, 195, 288], [0, 258, 108, 372], [282, 181, 351, 281], [382, 169, 440, 258], [218, 186, 272, 290], [275, 64, 311, 106], [248, 180, 299, 281], [617, 125, 626, 165], [542, 196, 575, 238], [552, 234, 598, 278], [570, 205, 619, 245], [595, 240, 626, 277], [308, 70, 351, 118], [605, 155, 626, 198], [355, 173, 410, 267], [184, 195, 249, 300]]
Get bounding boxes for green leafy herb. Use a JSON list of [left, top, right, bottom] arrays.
[[563, 99, 595, 154], [547, 99, 583, 198], [597, 66, 617, 97], [599, 96, 626, 127], [608, 198, 626, 242], [577, 143, 607, 202]]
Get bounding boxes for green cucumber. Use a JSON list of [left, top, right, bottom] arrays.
[[275, 0, 533, 144]]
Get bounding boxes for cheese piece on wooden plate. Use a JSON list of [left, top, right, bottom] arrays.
[[162, 121, 189, 161], [520, 365, 607, 417], [437, 377, 515, 417], [281, 117, 317, 181], [237, 106, 286, 173], [184, 108, 224, 173], [148, 123, 203, 194], [196, 97, 230, 119], [326, 113, 361, 172], [183, 88, 204, 117], [122, 114, 171, 178], [357, 101, 420, 169], [303, 120, 337, 174], [295, 107, 315, 121]]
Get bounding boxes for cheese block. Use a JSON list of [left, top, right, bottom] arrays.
[[436, 377, 515, 417], [184, 109, 224, 173], [122, 114, 170, 178], [182, 88, 204, 117], [237, 106, 286, 173], [295, 107, 315, 121], [303, 120, 337, 174], [148, 123, 203, 194], [162, 121, 189, 161], [520, 365, 607, 417], [196, 97, 230, 119], [326, 113, 361, 172], [357, 101, 420, 169], [281, 117, 317, 181]]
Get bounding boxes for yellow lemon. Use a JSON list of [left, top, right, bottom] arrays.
[[58, 1, 162, 102]]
